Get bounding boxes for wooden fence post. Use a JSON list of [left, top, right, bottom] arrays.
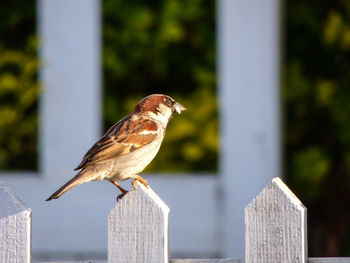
[[108, 182, 169, 263], [245, 177, 307, 263], [0, 181, 31, 263]]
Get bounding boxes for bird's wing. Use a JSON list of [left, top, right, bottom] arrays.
[[74, 114, 158, 170]]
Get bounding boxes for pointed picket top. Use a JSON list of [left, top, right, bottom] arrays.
[[0, 181, 31, 263], [245, 177, 307, 263], [108, 182, 169, 263]]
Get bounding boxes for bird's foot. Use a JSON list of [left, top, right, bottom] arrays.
[[116, 190, 128, 201], [110, 181, 128, 201], [132, 175, 149, 189]]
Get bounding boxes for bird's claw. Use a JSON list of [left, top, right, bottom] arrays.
[[116, 191, 128, 201], [132, 175, 149, 189]]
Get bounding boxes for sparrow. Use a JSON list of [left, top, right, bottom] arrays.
[[46, 94, 186, 201]]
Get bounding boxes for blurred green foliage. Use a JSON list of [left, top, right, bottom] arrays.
[[102, 0, 217, 172], [0, 1, 38, 170], [0, 0, 217, 172], [284, 0, 350, 256]]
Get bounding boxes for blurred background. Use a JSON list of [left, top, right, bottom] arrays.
[[1, 0, 350, 260]]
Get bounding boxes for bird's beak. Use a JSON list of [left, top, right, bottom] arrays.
[[174, 102, 186, 114]]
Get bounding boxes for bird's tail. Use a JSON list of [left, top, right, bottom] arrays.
[[46, 171, 87, 201]]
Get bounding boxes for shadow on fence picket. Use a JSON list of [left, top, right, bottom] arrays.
[[0, 178, 349, 263]]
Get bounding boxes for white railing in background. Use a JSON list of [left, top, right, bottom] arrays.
[[1, 177, 349, 263]]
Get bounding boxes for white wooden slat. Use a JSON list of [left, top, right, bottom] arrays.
[[169, 260, 350, 263], [170, 259, 350, 263], [169, 259, 350, 263], [245, 177, 307, 263], [38, 0, 101, 179], [38, 259, 350, 263], [40, 261, 241, 263], [0, 181, 31, 263], [218, 0, 281, 257], [39, 260, 243, 263], [108, 182, 169, 263], [40, 262, 106, 263], [170, 259, 244, 263]]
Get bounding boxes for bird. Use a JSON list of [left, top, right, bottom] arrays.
[[46, 94, 186, 201]]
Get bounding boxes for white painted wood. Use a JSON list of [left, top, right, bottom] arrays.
[[1, 174, 217, 259], [169, 260, 350, 263], [170, 259, 244, 263], [218, 0, 281, 257], [0, 181, 31, 263], [40, 262, 106, 263], [38, 0, 101, 179], [245, 177, 307, 263], [169, 259, 350, 263], [40, 259, 243, 262], [108, 182, 169, 263], [38, 259, 350, 263]]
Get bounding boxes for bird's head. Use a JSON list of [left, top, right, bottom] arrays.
[[134, 94, 186, 124]]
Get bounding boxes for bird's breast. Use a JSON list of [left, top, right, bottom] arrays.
[[108, 133, 164, 181]]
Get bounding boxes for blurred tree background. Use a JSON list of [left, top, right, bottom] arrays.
[[1, 0, 350, 257], [102, 0, 217, 172], [0, 1, 38, 170], [284, 0, 350, 256]]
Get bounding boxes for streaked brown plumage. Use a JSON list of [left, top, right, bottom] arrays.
[[46, 94, 186, 201]]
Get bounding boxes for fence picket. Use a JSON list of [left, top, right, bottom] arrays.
[[2, 177, 350, 263], [0, 181, 31, 263], [108, 182, 169, 263], [245, 177, 307, 263], [170, 259, 244, 263]]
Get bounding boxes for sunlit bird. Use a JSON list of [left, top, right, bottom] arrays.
[[46, 94, 186, 201]]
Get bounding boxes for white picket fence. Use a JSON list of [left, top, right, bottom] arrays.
[[1, 177, 350, 263]]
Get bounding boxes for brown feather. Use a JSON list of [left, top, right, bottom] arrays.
[[74, 114, 158, 171], [46, 170, 88, 201], [133, 94, 167, 114]]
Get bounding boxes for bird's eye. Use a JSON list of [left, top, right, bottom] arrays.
[[164, 98, 173, 106]]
